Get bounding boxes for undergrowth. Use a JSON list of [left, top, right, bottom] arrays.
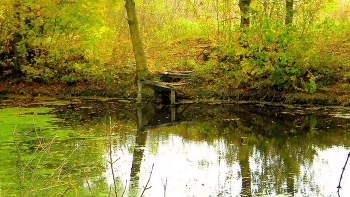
[[0, 0, 349, 100]]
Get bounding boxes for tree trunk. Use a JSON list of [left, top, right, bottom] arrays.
[[285, 0, 293, 25], [238, 0, 252, 28], [129, 107, 148, 195], [13, 1, 24, 74], [13, 33, 23, 74], [125, 0, 150, 81]]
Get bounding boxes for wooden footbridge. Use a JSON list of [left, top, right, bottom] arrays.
[[137, 70, 193, 105]]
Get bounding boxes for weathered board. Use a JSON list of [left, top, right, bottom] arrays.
[[137, 71, 193, 105], [141, 79, 179, 92], [159, 70, 194, 82]]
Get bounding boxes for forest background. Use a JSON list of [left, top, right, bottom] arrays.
[[0, 0, 350, 104]]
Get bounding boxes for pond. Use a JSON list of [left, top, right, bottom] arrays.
[[0, 97, 349, 197]]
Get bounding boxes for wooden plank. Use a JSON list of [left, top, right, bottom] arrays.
[[139, 76, 188, 104], [170, 90, 176, 105], [160, 70, 194, 79], [163, 70, 194, 75], [141, 79, 178, 92], [166, 70, 194, 74]]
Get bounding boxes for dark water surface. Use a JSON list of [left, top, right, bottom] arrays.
[[0, 97, 350, 197]]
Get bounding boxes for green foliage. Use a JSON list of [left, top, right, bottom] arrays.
[[343, 83, 350, 90], [301, 76, 317, 94], [0, 0, 115, 81], [204, 10, 347, 94]]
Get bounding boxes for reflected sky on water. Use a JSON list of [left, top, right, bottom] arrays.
[[99, 102, 350, 197], [103, 132, 350, 197]]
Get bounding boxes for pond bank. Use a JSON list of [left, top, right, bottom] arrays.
[[1, 80, 349, 106]]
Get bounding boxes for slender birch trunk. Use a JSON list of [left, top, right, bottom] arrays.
[[285, 0, 294, 25], [125, 0, 150, 81], [238, 0, 252, 28]]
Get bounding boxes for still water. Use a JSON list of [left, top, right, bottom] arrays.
[[0, 97, 349, 197]]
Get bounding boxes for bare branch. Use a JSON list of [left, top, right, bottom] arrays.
[[140, 163, 154, 197], [121, 180, 127, 197], [337, 152, 350, 197], [162, 178, 167, 197], [83, 170, 93, 195], [107, 118, 118, 197]]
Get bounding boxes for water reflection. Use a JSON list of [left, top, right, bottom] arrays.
[[109, 103, 350, 197], [1, 98, 350, 196]]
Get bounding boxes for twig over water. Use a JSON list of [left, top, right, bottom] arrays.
[[140, 163, 154, 197], [337, 152, 350, 197], [162, 178, 167, 197]]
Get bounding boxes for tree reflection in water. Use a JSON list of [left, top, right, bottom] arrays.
[[120, 103, 350, 196]]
